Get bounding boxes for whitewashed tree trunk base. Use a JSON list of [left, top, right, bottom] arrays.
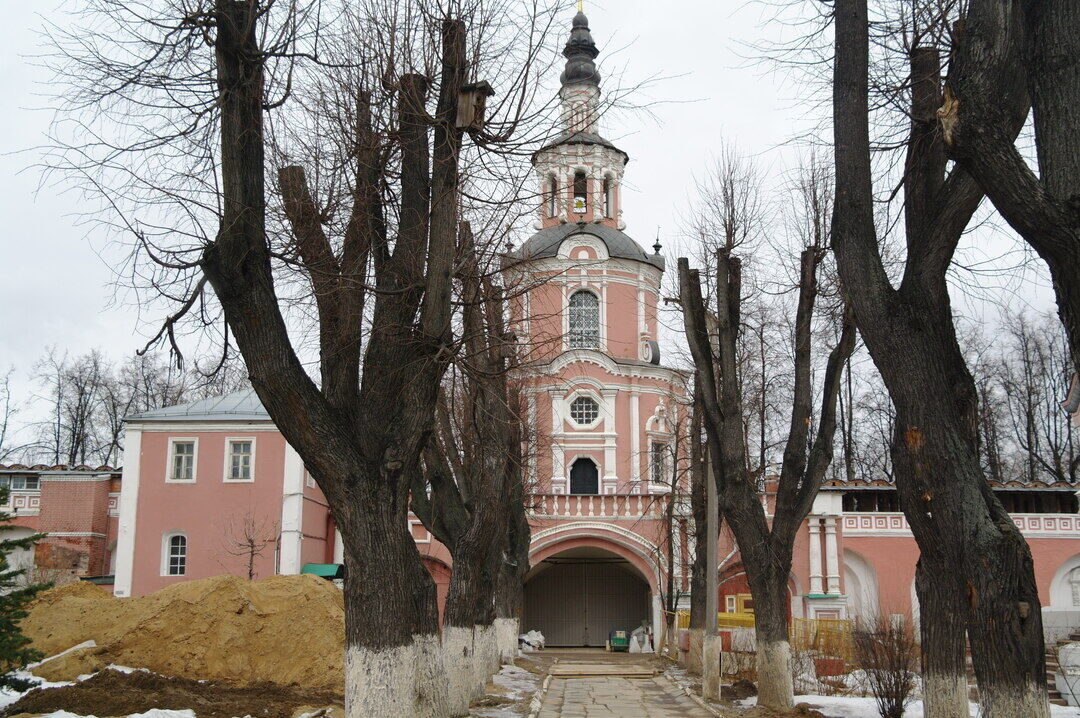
[[756, 639, 794, 711], [686, 628, 704, 674], [345, 635, 447, 718], [475, 623, 499, 679], [494, 617, 519, 663], [978, 681, 1050, 718], [922, 672, 969, 718], [442, 626, 476, 717]]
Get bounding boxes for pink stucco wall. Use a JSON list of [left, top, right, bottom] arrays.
[[130, 430, 287, 595]]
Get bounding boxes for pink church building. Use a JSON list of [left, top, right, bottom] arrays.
[[103, 11, 1080, 648]]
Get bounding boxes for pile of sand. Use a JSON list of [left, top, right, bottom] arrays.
[[22, 574, 345, 690]]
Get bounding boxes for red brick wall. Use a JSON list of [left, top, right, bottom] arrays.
[[37, 476, 114, 576]]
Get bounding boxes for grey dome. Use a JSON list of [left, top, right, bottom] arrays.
[[509, 223, 665, 270]]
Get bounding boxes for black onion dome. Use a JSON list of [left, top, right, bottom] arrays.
[[560, 12, 601, 88]]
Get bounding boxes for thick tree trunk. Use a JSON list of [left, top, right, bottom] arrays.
[[831, 2, 1050, 714], [915, 558, 969, 718], [340, 479, 446, 717], [443, 543, 499, 715], [494, 487, 529, 663], [746, 558, 794, 711]]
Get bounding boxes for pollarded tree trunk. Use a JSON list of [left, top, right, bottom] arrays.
[[201, 6, 469, 716], [830, 2, 1049, 713], [679, 248, 855, 711], [494, 454, 530, 663]]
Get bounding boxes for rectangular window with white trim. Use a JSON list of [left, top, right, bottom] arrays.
[[226, 439, 254, 481], [169, 440, 196, 482]]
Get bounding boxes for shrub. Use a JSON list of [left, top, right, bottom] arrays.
[[853, 616, 917, 718]]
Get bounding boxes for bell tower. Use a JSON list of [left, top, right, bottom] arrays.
[[533, 10, 628, 230]]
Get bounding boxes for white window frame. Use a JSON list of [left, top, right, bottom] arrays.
[[564, 389, 604, 431], [566, 289, 601, 350], [161, 531, 188, 576], [223, 437, 257, 483], [166, 438, 199, 483]]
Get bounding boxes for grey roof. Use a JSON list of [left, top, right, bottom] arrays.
[[509, 223, 665, 271], [533, 131, 628, 164], [125, 388, 270, 423]]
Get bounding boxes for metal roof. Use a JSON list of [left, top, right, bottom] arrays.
[[533, 131, 629, 164], [124, 387, 270, 423], [509, 223, 665, 271]]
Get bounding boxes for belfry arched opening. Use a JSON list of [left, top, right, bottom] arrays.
[[522, 546, 651, 647]]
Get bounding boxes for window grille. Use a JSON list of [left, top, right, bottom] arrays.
[[570, 396, 600, 425], [650, 442, 667, 484], [568, 291, 599, 348]]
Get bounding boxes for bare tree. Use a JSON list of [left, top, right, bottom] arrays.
[[678, 212, 856, 712], [220, 509, 278, 580], [830, 0, 1050, 712], [409, 231, 523, 712], [0, 371, 31, 464], [943, 0, 1080, 387], [44, 0, 566, 713]]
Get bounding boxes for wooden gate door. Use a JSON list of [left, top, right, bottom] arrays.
[[523, 560, 650, 646]]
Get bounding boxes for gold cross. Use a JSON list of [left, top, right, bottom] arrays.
[[578, 0, 584, 11]]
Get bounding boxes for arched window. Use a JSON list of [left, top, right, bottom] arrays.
[[568, 291, 600, 349], [573, 172, 588, 213], [603, 177, 613, 218], [569, 457, 599, 495], [547, 175, 558, 217], [569, 396, 600, 425], [163, 533, 187, 576]]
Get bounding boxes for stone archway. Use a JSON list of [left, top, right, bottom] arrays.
[[523, 545, 651, 647]]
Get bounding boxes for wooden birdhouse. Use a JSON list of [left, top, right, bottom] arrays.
[[456, 81, 495, 131]]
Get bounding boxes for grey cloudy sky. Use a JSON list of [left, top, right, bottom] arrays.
[[0, 0, 1055, 438]]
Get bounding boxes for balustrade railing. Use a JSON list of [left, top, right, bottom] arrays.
[[527, 492, 668, 519]]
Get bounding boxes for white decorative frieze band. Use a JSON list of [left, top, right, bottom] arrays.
[[842, 512, 1080, 538]]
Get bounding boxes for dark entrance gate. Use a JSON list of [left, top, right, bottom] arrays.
[[523, 549, 650, 646]]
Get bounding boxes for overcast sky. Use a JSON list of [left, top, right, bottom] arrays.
[[0, 0, 1056, 442]]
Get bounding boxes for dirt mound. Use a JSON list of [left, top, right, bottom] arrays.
[[3, 668, 342, 718], [30, 581, 112, 607], [22, 574, 345, 690]]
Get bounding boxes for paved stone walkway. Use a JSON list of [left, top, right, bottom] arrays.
[[536, 674, 714, 717]]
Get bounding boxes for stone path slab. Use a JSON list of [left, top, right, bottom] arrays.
[[536, 675, 714, 717]]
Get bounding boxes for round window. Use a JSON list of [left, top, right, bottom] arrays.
[[570, 396, 600, 425]]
